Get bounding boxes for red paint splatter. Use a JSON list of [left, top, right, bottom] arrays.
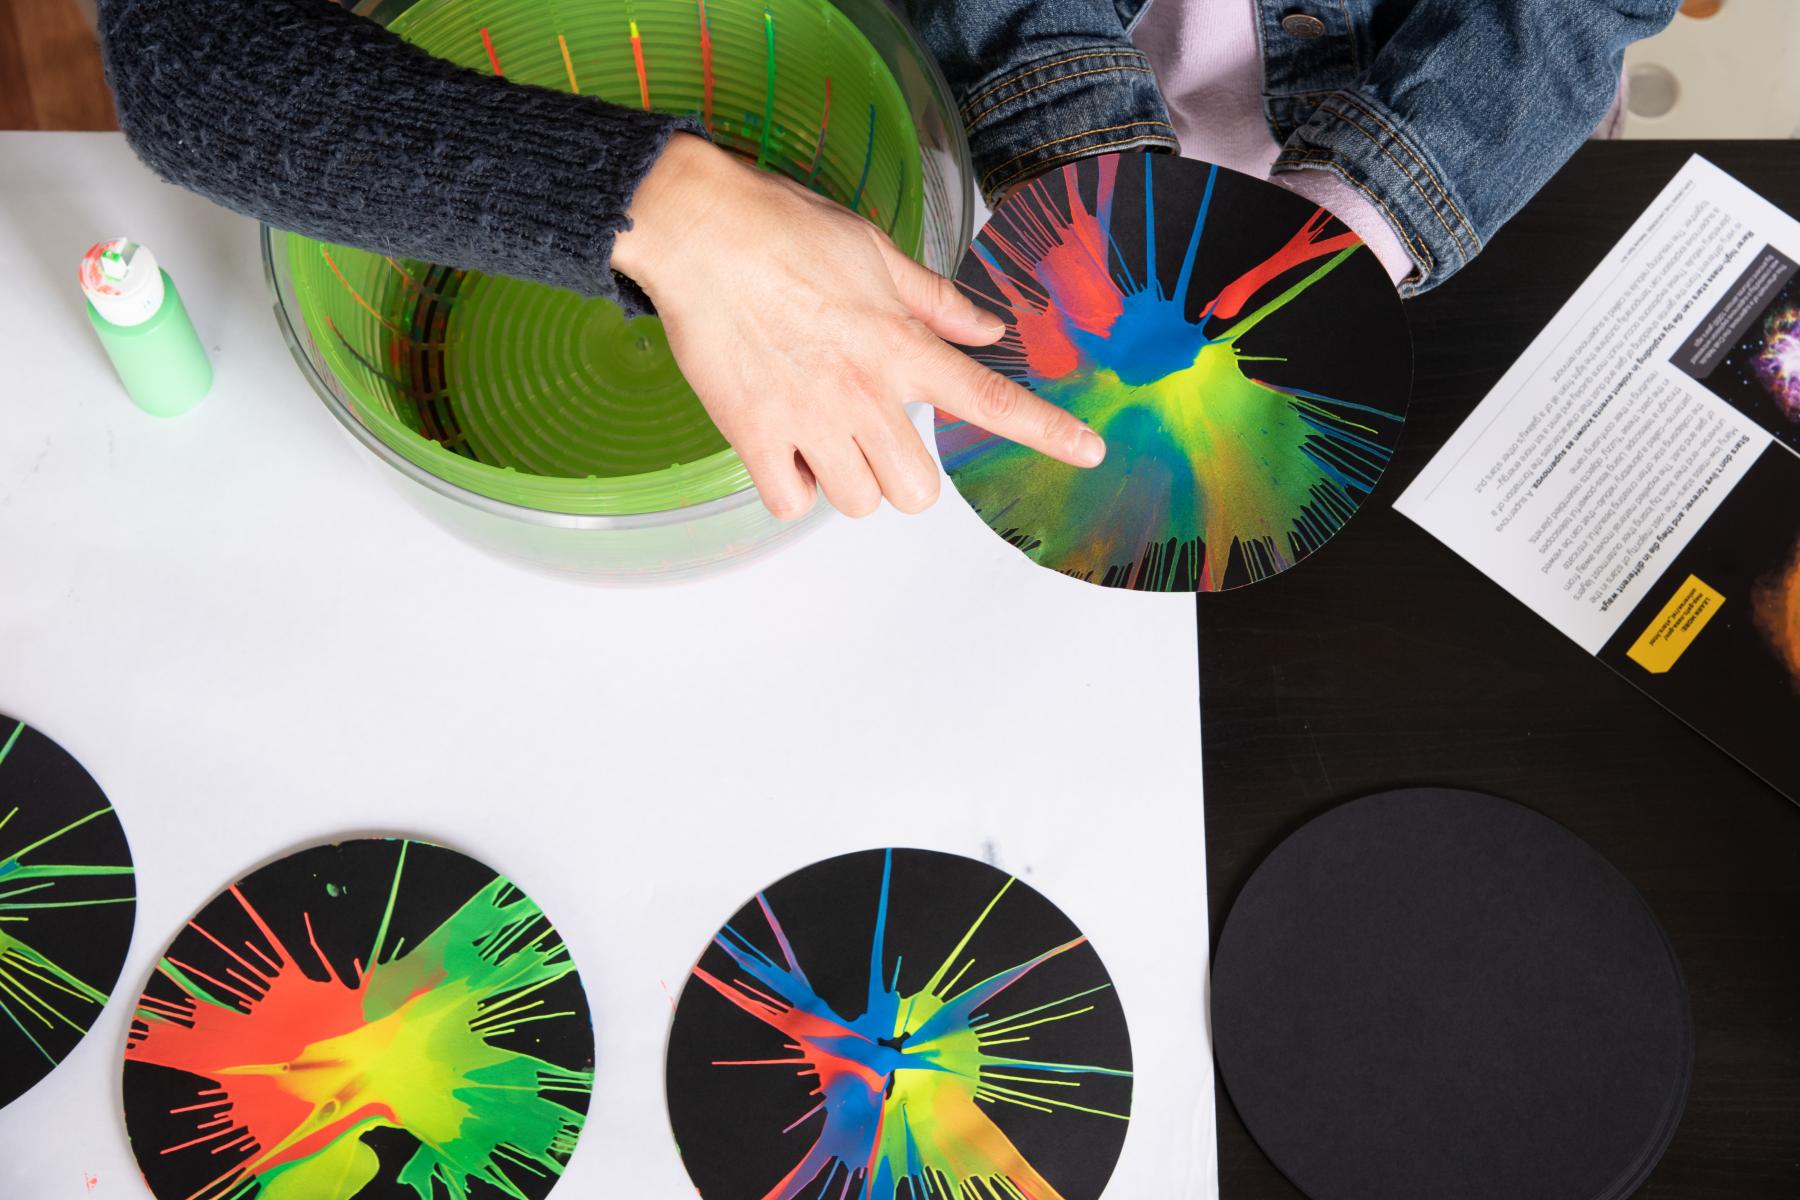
[[126, 889, 419, 1184], [630, 22, 651, 111], [1205, 207, 1359, 320], [969, 161, 1131, 380]]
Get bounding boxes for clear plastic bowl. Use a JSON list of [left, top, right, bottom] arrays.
[[264, 0, 972, 582]]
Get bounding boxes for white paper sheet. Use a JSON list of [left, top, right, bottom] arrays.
[[0, 134, 1214, 1198], [1396, 156, 1794, 653]]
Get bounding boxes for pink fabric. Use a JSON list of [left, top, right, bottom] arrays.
[[1131, 1, 1416, 287], [1129, 3, 1630, 288]]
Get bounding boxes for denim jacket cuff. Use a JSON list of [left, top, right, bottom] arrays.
[[1272, 89, 1482, 296], [958, 44, 1178, 205]]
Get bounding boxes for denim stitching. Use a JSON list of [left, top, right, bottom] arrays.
[[985, 136, 1180, 199], [1303, 105, 1467, 261], [1326, 92, 1480, 253], [986, 131, 1181, 198], [1308, 103, 1470, 263], [965, 64, 1161, 128], [1328, 93, 1479, 250], [959, 50, 1153, 117], [961, 51, 1143, 116], [979, 120, 1178, 188], [1274, 150, 1436, 279], [1327, 92, 1478, 247]]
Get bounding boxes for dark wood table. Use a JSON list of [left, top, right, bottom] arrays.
[[1199, 140, 1800, 1200]]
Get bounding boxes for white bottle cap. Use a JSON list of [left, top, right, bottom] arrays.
[[80, 238, 167, 328]]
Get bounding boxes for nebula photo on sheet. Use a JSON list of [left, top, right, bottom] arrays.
[[666, 847, 1133, 1200], [938, 150, 1411, 592], [1754, 534, 1800, 691], [123, 838, 594, 1200], [1692, 271, 1800, 452]]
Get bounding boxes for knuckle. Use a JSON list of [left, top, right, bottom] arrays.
[[973, 371, 1019, 424], [890, 472, 940, 514], [764, 493, 807, 521], [925, 273, 960, 314], [836, 483, 882, 518], [1044, 407, 1080, 450], [878, 313, 922, 355], [836, 360, 883, 404]]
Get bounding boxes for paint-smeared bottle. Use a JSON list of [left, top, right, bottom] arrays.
[[81, 238, 212, 416]]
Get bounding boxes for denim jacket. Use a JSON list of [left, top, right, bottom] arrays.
[[902, 0, 1681, 293]]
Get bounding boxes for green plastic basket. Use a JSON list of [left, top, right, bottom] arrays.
[[265, 0, 971, 578]]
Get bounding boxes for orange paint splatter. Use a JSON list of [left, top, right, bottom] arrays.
[[1754, 539, 1800, 690]]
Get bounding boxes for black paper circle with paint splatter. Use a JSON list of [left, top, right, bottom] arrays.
[[0, 714, 136, 1110], [938, 151, 1412, 591], [123, 837, 594, 1200], [667, 846, 1133, 1200]]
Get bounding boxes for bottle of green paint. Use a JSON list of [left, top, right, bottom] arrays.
[[81, 238, 212, 416]]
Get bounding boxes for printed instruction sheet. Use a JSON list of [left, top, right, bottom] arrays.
[[1399, 156, 1800, 803]]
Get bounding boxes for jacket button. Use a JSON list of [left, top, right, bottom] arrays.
[[1281, 12, 1327, 39]]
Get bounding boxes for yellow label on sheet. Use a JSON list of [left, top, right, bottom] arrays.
[[1626, 574, 1724, 674]]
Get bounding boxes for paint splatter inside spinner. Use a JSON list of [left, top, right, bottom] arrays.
[[939, 151, 1413, 592], [123, 838, 595, 1200], [666, 847, 1133, 1200]]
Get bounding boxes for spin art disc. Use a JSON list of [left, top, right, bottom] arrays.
[[938, 151, 1412, 591], [1211, 789, 1691, 1200], [124, 839, 594, 1200], [0, 716, 136, 1110], [666, 847, 1132, 1200]]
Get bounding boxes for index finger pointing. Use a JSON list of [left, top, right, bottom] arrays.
[[926, 342, 1106, 468]]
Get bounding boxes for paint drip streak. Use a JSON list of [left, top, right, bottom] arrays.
[[558, 33, 580, 93], [757, 6, 777, 167], [630, 20, 651, 110], [851, 103, 876, 213], [697, 0, 715, 129]]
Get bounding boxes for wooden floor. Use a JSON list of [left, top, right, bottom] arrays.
[[0, 0, 117, 131]]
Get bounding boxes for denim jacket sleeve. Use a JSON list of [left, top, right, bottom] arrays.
[[901, 0, 1177, 203], [1268, 0, 1681, 294]]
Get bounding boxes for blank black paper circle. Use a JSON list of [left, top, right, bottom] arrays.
[[666, 847, 1133, 1200], [1211, 788, 1690, 1200], [0, 715, 136, 1110]]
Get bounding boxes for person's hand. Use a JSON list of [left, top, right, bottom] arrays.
[[611, 134, 1105, 520]]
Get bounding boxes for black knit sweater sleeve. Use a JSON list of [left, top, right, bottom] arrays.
[[97, 0, 698, 311]]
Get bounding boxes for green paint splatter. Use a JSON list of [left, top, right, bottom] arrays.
[[0, 721, 136, 1078]]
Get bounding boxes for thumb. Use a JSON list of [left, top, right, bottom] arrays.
[[875, 236, 1006, 347]]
